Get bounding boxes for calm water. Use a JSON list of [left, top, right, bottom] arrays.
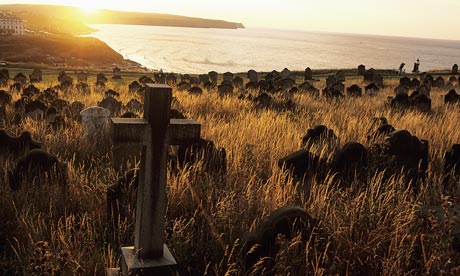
[[87, 24, 460, 74]]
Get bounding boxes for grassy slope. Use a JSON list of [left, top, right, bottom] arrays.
[[0, 71, 459, 275], [0, 35, 124, 67]]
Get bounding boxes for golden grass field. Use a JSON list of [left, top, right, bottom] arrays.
[[1, 70, 460, 275]]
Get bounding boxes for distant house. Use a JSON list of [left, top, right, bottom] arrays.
[[0, 13, 25, 35]]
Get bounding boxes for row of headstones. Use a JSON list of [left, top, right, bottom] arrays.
[[387, 75, 460, 112], [0, 67, 123, 88], [279, 120, 460, 194], [0, 128, 320, 274], [1, 81, 149, 126], [2, 125, 458, 275], [0, 87, 86, 128]]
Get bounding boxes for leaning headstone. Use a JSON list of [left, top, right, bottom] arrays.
[[0, 129, 41, 155], [29, 69, 42, 83], [98, 97, 122, 116], [335, 70, 345, 82], [80, 107, 111, 139]]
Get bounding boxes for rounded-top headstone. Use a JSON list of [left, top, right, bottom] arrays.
[[80, 106, 111, 138]]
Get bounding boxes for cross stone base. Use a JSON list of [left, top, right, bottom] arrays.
[[121, 245, 178, 276]]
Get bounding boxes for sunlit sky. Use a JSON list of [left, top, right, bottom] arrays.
[[1, 0, 460, 40]]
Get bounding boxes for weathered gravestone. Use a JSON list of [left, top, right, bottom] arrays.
[[108, 84, 201, 276], [113, 67, 122, 79], [357, 64, 366, 75], [248, 69, 258, 83], [223, 72, 234, 82], [77, 72, 88, 82], [304, 67, 312, 81], [80, 107, 111, 140], [335, 70, 345, 82], [452, 64, 458, 75]]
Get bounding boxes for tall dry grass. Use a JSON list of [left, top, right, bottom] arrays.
[[1, 72, 460, 275]]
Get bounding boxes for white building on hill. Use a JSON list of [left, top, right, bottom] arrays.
[[0, 13, 25, 35]]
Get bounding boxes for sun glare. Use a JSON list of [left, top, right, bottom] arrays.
[[79, 2, 101, 14]]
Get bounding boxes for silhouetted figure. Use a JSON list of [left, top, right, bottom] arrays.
[[398, 63, 405, 75], [412, 59, 420, 73]]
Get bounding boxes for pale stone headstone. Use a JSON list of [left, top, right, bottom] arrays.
[[80, 106, 111, 138]]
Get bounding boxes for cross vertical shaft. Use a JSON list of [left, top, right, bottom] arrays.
[[134, 84, 171, 259]]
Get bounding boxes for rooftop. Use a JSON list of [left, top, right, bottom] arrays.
[[0, 12, 22, 20]]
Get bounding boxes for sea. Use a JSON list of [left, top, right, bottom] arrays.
[[87, 24, 460, 74]]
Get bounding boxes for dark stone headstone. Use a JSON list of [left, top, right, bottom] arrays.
[[357, 64, 366, 75], [452, 64, 458, 75], [9, 149, 67, 191]]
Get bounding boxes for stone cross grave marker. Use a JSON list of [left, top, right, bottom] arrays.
[[109, 84, 201, 276]]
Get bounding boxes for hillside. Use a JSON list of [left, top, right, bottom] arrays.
[[0, 4, 245, 35], [0, 34, 131, 68]]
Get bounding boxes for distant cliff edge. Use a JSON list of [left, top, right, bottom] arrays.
[[84, 10, 245, 29], [0, 4, 245, 34]]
